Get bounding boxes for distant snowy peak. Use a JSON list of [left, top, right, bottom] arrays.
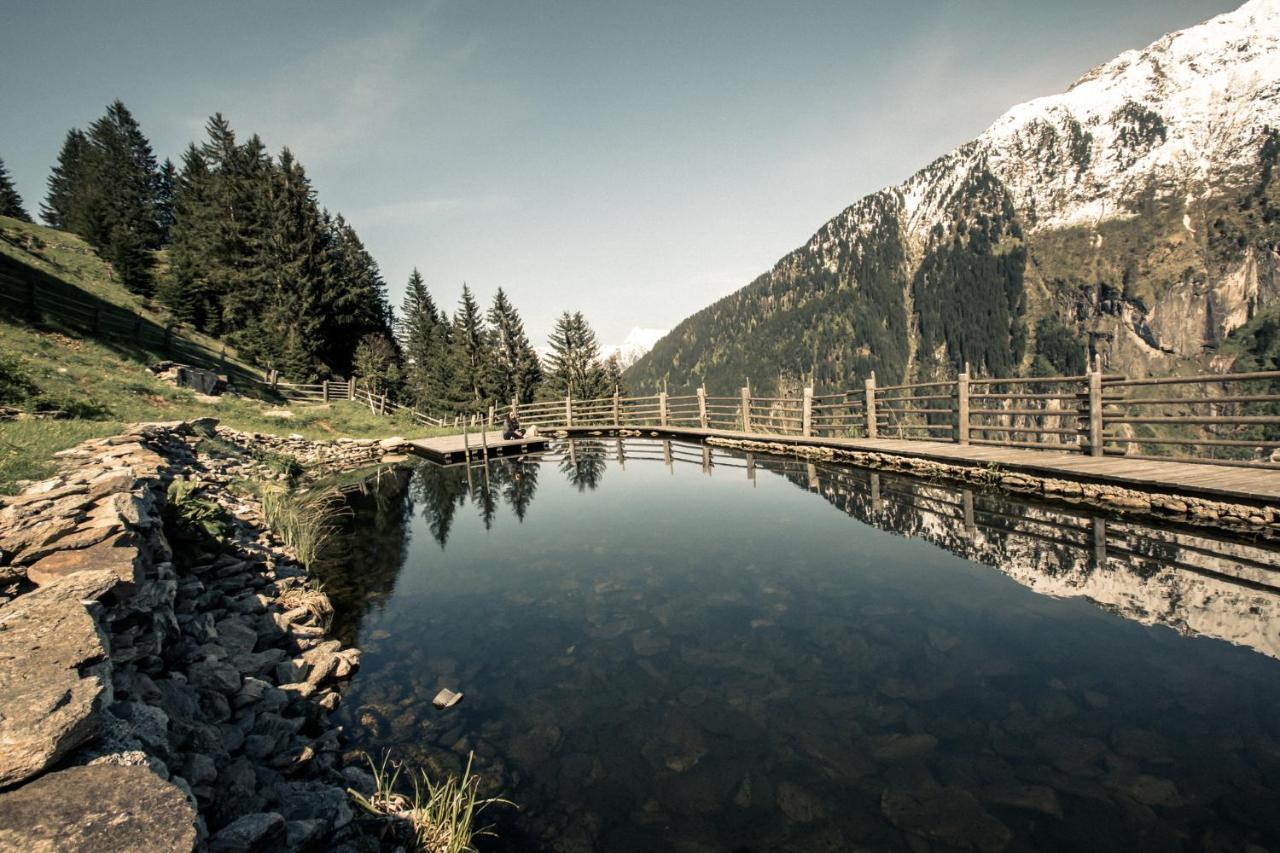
[[534, 327, 669, 368], [895, 0, 1280, 235], [601, 327, 669, 368]]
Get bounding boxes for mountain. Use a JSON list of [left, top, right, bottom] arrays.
[[601, 327, 669, 369], [628, 0, 1280, 395]]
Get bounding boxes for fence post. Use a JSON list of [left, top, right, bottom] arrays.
[[92, 306, 102, 335], [741, 385, 751, 433], [956, 365, 970, 445], [659, 391, 668, 427], [697, 385, 708, 429], [219, 344, 227, 373], [612, 390, 621, 425], [163, 324, 173, 354], [488, 404, 495, 428], [1088, 361, 1103, 457], [25, 280, 37, 319], [348, 379, 355, 401], [322, 380, 330, 403], [802, 386, 813, 438], [865, 373, 878, 439], [565, 393, 573, 427]]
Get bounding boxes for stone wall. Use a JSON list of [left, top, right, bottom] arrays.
[[0, 421, 408, 851], [704, 436, 1280, 536]]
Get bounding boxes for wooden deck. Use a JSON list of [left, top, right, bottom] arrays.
[[564, 426, 1280, 507], [407, 431, 549, 465]]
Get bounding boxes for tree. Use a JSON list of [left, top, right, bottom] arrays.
[[353, 332, 402, 394], [487, 287, 542, 406], [543, 311, 607, 399], [448, 284, 493, 408], [41, 129, 89, 228], [601, 353, 624, 395], [0, 157, 30, 221], [155, 157, 176, 244], [399, 269, 451, 409]]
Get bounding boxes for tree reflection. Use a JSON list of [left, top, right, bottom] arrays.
[[558, 439, 607, 491]]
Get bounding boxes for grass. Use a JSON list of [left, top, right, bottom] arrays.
[[257, 484, 347, 567], [349, 753, 509, 853]]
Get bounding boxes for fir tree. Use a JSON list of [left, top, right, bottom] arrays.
[[161, 143, 219, 327], [41, 129, 89, 228], [155, 158, 176, 244], [0, 157, 31, 221], [399, 269, 451, 408], [544, 311, 607, 399], [601, 353, 624, 395], [448, 284, 493, 408], [487, 287, 542, 406]]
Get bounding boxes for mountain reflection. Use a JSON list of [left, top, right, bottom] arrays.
[[356, 438, 1280, 659]]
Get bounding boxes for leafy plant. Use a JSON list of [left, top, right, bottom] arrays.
[[164, 474, 231, 546], [348, 752, 510, 853]]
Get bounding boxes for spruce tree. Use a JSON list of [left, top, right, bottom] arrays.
[[155, 158, 176, 244], [161, 143, 219, 327], [544, 311, 606, 399], [84, 100, 163, 293], [601, 353, 624, 395], [399, 269, 450, 408], [487, 287, 542, 406], [42, 129, 89, 228], [448, 284, 493, 408], [0, 157, 31, 221]]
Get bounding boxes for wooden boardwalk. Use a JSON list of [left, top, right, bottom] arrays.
[[408, 431, 549, 465], [564, 426, 1280, 506]]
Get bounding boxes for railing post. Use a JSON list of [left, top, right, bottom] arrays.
[[322, 379, 330, 403], [697, 385, 708, 429], [348, 379, 356, 401], [659, 391, 668, 427], [802, 386, 813, 438], [488, 404, 495, 428], [741, 385, 751, 433], [565, 393, 573, 427], [956, 365, 970, 445], [1088, 363, 1103, 457], [612, 390, 620, 425], [865, 372, 878, 439]]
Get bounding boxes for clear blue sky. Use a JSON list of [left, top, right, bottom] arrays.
[[0, 0, 1234, 346]]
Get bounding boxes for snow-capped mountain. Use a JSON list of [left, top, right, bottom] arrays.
[[629, 0, 1280, 394], [600, 327, 669, 368]]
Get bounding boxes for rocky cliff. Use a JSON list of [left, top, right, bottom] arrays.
[[628, 0, 1280, 394]]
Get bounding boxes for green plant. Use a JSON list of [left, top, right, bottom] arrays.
[[251, 446, 304, 481], [259, 485, 345, 567], [348, 752, 510, 853], [164, 474, 231, 546]]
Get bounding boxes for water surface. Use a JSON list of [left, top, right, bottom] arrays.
[[320, 439, 1280, 852]]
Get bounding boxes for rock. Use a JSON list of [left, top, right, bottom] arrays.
[[0, 765, 197, 852], [189, 659, 242, 696], [208, 811, 286, 852], [881, 785, 1012, 852], [26, 533, 142, 589], [433, 688, 464, 709], [870, 733, 939, 763], [775, 781, 825, 822], [0, 571, 117, 786], [979, 782, 1062, 817], [1125, 775, 1182, 808]]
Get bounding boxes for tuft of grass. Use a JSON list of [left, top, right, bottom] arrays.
[[349, 753, 510, 853], [258, 485, 346, 567]]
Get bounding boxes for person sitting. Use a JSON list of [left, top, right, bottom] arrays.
[[503, 412, 525, 440]]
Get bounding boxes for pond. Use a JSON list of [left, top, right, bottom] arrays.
[[317, 438, 1280, 852]]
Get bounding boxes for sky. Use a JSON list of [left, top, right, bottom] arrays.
[[0, 0, 1237, 347]]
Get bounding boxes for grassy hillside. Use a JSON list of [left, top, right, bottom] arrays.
[[0, 215, 447, 492]]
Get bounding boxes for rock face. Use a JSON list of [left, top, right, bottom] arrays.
[[0, 765, 197, 852], [0, 570, 116, 786], [628, 0, 1280, 394], [0, 421, 382, 849]]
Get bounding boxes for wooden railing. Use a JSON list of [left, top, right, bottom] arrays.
[[502, 364, 1280, 470]]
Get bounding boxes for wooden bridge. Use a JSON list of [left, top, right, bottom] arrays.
[[415, 365, 1280, 511]]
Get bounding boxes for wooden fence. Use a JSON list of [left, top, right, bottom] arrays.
[[503, 362, 1280, 470]]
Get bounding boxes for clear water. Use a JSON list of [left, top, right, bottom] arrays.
[[319, 438, 1280, 852]]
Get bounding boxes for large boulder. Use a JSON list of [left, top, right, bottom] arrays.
[[0, 765, 197, 852], [0, 571, 116, 786]]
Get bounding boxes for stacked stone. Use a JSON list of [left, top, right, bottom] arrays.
[[0, 422, 381, 852], [705, 436, 1280, 535], [213, 427, 412, 469]]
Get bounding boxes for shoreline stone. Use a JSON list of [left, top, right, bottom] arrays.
[[0, 421, 397, 850]]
